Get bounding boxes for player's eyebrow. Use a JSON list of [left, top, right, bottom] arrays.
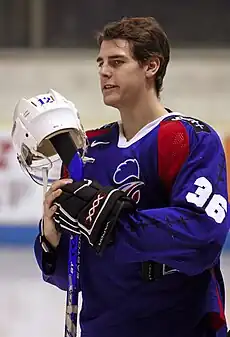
[[96, 55, 127, 63]]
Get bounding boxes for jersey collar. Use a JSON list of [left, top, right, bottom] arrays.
[[117, 112, 184, 148]]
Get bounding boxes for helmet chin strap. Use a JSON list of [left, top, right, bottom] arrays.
[[49, 132, 79, 167]]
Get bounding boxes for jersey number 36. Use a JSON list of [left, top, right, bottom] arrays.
[[186, 177, 227, 224]]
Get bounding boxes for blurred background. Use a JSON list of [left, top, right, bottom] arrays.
[[0, 1, 229, 336]]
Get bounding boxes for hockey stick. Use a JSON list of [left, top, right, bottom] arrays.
[[50, 133, 84, 337]]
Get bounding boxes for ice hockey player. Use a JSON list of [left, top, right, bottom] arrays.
[[32, 17, 229, 337]]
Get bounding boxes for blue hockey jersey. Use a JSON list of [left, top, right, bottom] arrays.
[[34, 112, 229, 337]]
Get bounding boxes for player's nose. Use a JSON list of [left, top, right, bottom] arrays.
[[99, 63, 112, 78]]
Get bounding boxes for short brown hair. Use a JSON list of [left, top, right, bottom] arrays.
[[97, 17, 170, 97]]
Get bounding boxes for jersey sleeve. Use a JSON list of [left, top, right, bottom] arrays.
[[34, 225, 70, 290], [114, 118, 230, 276], [33, 163, 70, 291]]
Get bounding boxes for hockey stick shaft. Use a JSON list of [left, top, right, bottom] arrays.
[[50, 133, 84, 337]]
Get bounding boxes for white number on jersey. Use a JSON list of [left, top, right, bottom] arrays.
[[186, 177, 227, 223]]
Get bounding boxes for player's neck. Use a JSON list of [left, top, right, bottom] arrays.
[[119, 91, 167, 141]]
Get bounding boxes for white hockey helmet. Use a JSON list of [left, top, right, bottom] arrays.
[[11, 89, 87, 187]]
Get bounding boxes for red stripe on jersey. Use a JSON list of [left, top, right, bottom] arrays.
[[158, 120, 189, 193], [208, 269, 226, 331], [86, 128, 111, 139]]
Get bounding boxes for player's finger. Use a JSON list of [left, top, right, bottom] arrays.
[[45, 204, 58, 219], [43, 188, 62, 213], [46, 178, 73, 196]]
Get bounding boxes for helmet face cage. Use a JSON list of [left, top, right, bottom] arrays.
[[17, 143, 61, 187]]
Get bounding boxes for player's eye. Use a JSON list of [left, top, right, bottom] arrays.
[[111, 60, 124, 67], [97, 59, 124, 69]]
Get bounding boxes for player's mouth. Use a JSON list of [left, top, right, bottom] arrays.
[[102, 84, 119, 92]]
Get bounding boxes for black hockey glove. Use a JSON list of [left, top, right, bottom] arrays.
[[53, 180, 135, 253]]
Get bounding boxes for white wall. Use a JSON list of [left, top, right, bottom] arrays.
[[1, 48, 229, 229], [0, 48, 229, 135]]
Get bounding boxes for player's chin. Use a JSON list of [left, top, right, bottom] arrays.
[[102, 94, 121, 108]]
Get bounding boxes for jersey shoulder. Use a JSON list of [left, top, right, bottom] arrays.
[[157, 113, 224, 192], [158, 113, 224, 165], [86, 122, 117, 142], [159, 113, 222, 148], [162, 114, 213, 134]]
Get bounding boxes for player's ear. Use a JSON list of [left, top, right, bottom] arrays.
[[145, 57, 160, 79]]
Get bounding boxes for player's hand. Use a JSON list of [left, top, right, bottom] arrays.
[[43, 178, 73, 248], [53, 180, 135, 254]]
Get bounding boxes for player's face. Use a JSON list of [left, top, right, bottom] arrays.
[[97, 39, 147, 108]]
